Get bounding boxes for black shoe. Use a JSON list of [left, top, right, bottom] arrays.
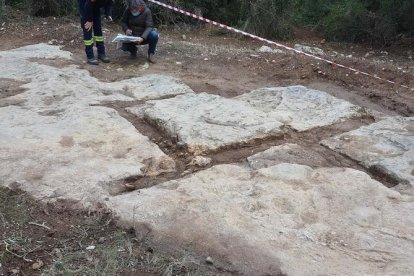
[[98, 54, 110, 63], [130, 50, 137, 59], [87, 57, 99, 65], [147, 53, 156, 64]]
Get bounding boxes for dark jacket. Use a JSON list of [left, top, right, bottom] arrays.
[[83, 0, 113, 22], [121, 1, 153, 40]]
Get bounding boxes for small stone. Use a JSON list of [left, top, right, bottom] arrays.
[[346, 55, 353, 58], [86, 245, 96, 250], [206, 256, 213, 264], [116, 68, 124, 72], [48, 39, 58, 45], [182, 34, 186, 40], [320, 39, 326, 44], [140, 62, 149, 70], [204, 58, 209, 61], [294, 44, 324, 56], [176, 61, 182, 65], [98, 237, 106, 243], [257, 45, 284, 54], [11, 269, 20, 275], [53, 248, 63, 258], [190, 156, 212, 167], [32, 260, 44, 270]]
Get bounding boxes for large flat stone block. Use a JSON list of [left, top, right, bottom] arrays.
[[0, 44, 185, 203], [237, 86, 366, 131], [137, 86, 365, 154], [110, 163, 414, 276], [140, 93, 285, 154], [322, 116, 414, 192]]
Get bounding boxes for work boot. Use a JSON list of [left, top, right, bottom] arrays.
[[98, 54, 110, 63], [147, 53, 156, 64], [87, 57, 99, 65], [130, 50, 137, 59]]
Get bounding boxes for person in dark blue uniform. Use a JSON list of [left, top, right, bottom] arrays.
[[78, 0, 113, 65]]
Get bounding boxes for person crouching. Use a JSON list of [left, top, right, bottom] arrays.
[[121, 0, 159, 63]]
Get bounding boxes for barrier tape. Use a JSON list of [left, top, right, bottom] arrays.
[[148, 0, 412, 91]]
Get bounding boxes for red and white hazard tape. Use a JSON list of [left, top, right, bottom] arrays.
[[148, 0, 412, 91]]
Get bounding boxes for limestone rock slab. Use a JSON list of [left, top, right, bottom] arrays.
[[110, 163, 414, 276], [0, 44, 193, 108], [321, 116, 414, 191], [138, 86, 364, 153], [237, 86, 366, 131], [248, 143, 329, 169], [139, 93, 285, 154], [0, 44, 182, 203]]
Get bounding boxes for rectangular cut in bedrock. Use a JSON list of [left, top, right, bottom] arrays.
[[138, 93, 285, 154], [321, 116, 414, 193]]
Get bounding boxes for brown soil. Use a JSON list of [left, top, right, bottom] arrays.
[[0, 6, 413, 275], [0, 187, 221, 275]]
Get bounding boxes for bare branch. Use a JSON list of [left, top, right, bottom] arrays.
[[28, 221, 51, 230]]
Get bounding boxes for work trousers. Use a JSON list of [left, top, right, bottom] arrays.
[[78, 0, 105, 59], [121, 31, 159, 55]]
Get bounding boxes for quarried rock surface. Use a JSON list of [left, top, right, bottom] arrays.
[[0, 44, 185, 203], [237, 86, 366, 131], [247, 143, 329, 169], [321, 116, 414, 193], [137, 86, 365, 154], [138, 93, 285, 154], [110, 163, 414, 276]]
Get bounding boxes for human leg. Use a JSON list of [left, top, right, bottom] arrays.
[[121, 43, 138, 58], [92, 8, 109, 63], [146, 31, 159, 55], [78, 0, 96, 64], [144, 31, 159, 63]]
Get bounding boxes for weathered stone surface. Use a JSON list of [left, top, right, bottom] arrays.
[[138, 93, 285, 154], [248, 143, 329, 169], [321, 116, 414, 192], [237, 86, 366, 131], [0, 44, 182, 203], [110, 163, 414, 276], [0, 44, 193, 107], [137, 86, 364, 154]]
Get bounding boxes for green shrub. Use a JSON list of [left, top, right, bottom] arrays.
[[244, 0, 293, 40], [2, 0, 413, 43], [5, 0, 76, 16]]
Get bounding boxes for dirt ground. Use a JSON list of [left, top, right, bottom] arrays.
[[0, 6, 413, 275]]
